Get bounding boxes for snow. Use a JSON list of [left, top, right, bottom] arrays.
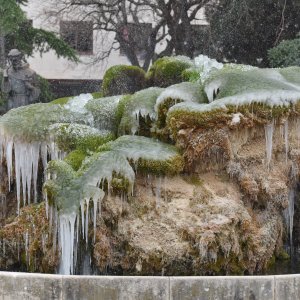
[[230, 113, 243, 125]]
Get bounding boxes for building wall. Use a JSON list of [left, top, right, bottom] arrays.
[[23, 0, 207, 80]]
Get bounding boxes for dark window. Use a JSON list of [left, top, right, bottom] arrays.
[[119, 23, 152, 58], [60, 21, 93, 55]]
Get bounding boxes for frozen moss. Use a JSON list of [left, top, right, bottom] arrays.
[[50, 97, 70, 105], [49, 123, 113, 153], [84, 95, 122, 132], [155, 82, 208, 128], [97, 135, 184, 175], [204, 68, 300, 103], [0, 103, 89, 142], [166, 67, 300, 135], [147, 56, 193, 87], [118, 87, 164, 135], [64, 149, 86, 171], [181, 68, 201, 82], [102, 65, 146, 96]]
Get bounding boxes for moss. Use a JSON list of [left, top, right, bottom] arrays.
[[115, 95, 131, 128], [102, 65, 146, 96], [64, 149, 86, 171], [147, 56, 192, 87], [276, 250, 290, 261], [85, 95, 123, 133], [183, 174, 204, 186], [97, 135, 184, 176], [166, 102, 294, 139], [50, 97, 70, 105], [205, 254, 246, 275], [181, 68, 200, 82], [50, 123, 114, 153], [92, 91, 104, 99], [118, 87, 163, 136], [266, 255, 276, 269]]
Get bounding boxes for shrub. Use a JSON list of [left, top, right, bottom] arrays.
[[102, 65, 146, 96], [147, 56, 193, 87], [37, 75, 54, 103], [268, 38, 300, 68]]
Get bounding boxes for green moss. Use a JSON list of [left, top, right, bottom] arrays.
[[0, 103, 88, 142], [50, 96, 70, 105], [102, 65, 146, 96], [181, 68, 200, 82], [147, 56, 193, 87], [64, 149, 86, 171], [97, 135, 184, 176], [183, 174, 204, 186], [92, 91, 104, 99], [85, 95, 122, 133], [118, 87, 163, 136], [166, 102, 293, 139], [276, 250, 290, 261], [49, 123, 114, 153]]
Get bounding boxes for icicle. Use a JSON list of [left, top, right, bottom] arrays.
[[85, 198, 90, 246], [53, 209, 58, 256], [24, 230, 29, 265], [44, 190, 49, 219], [6, 140, 13, 191], [59, 212, 77, 275], [80, 200, 85, 240], [284, 189, 295, 249], [93, 197, 98, 242], [264, 120, 274, 170], [284, 120, 289, 163], [156, 176, 162, 208]]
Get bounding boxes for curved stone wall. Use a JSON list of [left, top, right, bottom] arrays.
[[0, 272, 299, 299]]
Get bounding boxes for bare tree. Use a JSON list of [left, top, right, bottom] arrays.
[[46, 0, 210, 70]]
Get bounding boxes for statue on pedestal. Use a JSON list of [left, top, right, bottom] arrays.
[[1, 49, 40, 110]]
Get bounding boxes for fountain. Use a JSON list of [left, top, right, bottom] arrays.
[[0, 55, 300, 280]]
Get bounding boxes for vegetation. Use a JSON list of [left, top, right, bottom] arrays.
[[0, 0, 77, 69], [206, 0, 300, 66], [147, 56, 193, 87], [268, 38, 300, 68], [102, 65, 146, 96]]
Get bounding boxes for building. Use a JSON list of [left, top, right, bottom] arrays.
[[22, 0, 208, 96]]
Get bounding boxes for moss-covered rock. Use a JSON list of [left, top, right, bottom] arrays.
[[85, 95, 122, 133], [147, 56, 193, 87], [102, 65, 146, 96], [118, 87, 163, 136], [49, 123, 114, 153]]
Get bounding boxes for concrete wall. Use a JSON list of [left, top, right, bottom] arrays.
[[0, 272, 299, 300]]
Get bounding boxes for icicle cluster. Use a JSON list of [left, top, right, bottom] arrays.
[[0, 135, 64, 213]]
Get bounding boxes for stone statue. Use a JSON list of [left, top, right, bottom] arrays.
[[1, 49, 40, 110]]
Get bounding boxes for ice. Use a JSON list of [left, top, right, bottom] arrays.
[[118, 88, 162, 135], [284, 120, 289, 163], [155, 82, 204, 113], [59, 212, 77, 275], [264, 121, 274, 170], [284, 189, 295, 249], [85, 95, 121, 131], [194, 55, 224, 82]]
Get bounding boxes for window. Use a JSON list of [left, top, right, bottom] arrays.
[[119, 23, 152, 58], [60, 21, 93, 55]]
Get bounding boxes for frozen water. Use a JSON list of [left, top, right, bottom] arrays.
[[264, 121, 274, 170]]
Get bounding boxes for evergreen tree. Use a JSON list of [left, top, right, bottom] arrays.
[[206, 0, 300, 66], [0, 0, 78, 69]]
